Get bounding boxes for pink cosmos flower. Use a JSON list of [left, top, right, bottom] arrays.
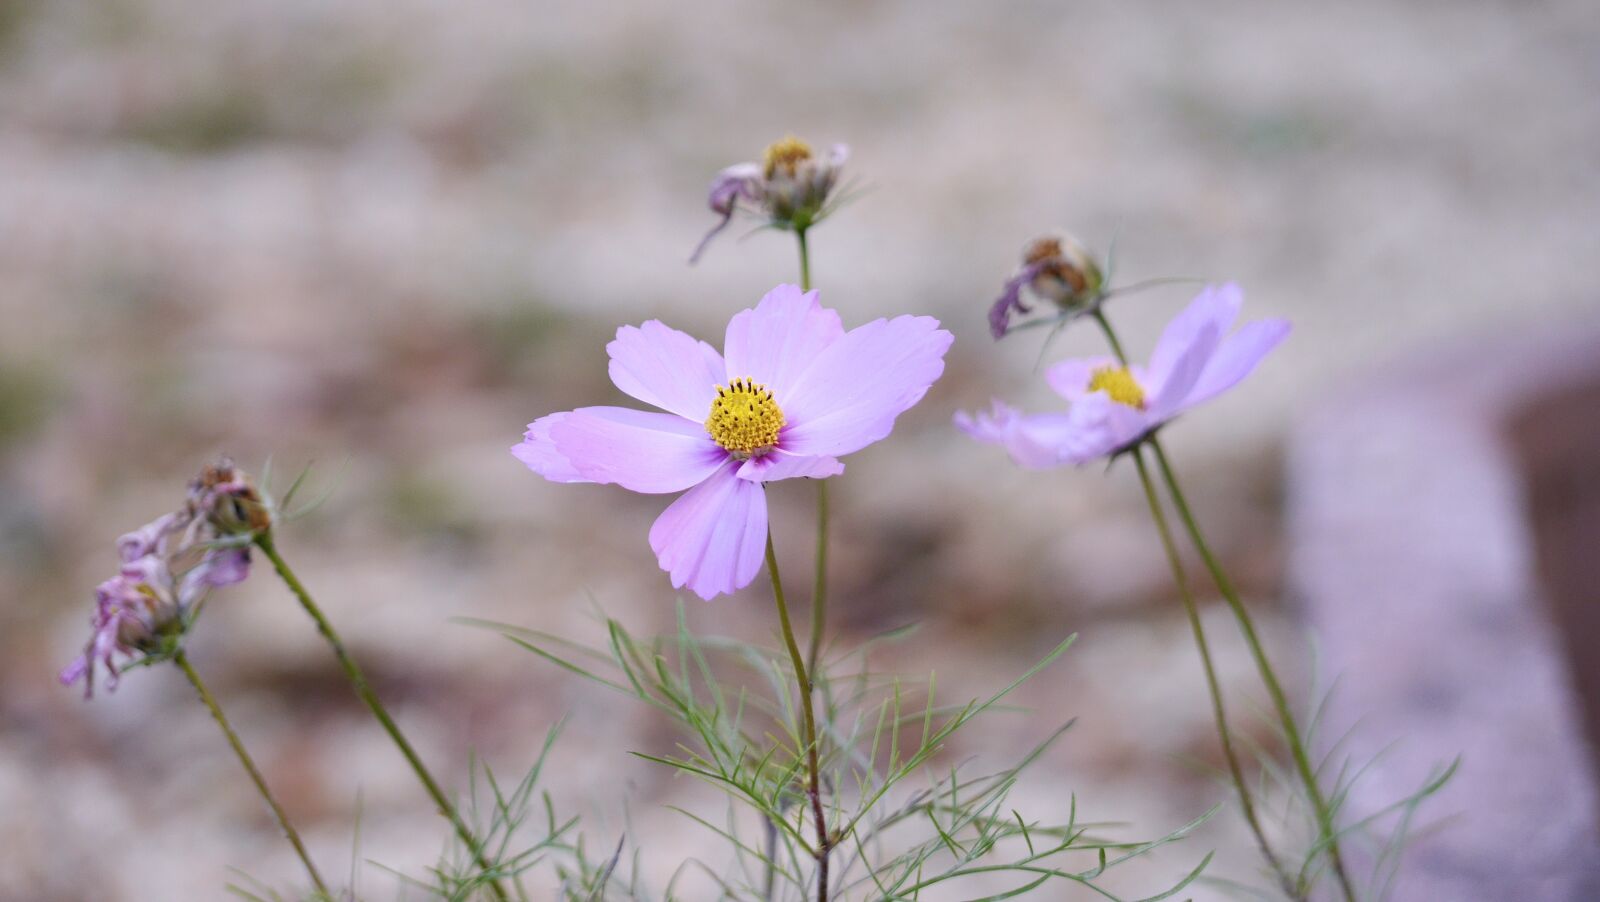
[[514, 284, 952, 600], [959, 283, 1289, 466]]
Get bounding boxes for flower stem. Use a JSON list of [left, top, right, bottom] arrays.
[[255, 534, 509, 902], [1090, 309, 1355, 900], [1091, 307, 1128, 363], [765, 531, 831, 902], [796, 227, 812, 291], [1149, 440, 1357, 902], [794, 226, 829, 678], [808, 480, 828, 677], [1130, 450, 1300, 900], [174, 648, 330, 898]]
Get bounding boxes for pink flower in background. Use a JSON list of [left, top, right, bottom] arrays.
[[959, 283, 1289, 466], [515, 284, 952, 600]]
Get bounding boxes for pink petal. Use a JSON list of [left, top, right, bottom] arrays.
[[1146, 283, 1242, 390], [1147, 320, 1223, 420], [648, 462, 768, 600], [957, 398, 1145, 468], [512, 413, 592, 483], [550, 407, 726, 494], [607, 321, 726, 421], [736, 450, 845, 483], [956, 402, 1076, 470], [781, 315, 954, 457], [1059, 393, 1151, 461], [1183, 319, 1291, 408], [721, 285, 844, 398]]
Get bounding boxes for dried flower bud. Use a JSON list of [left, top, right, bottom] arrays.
[[757, 136, 847, 227], [989, 232, 1105, 338], [691, 136, 850, 263], [188, 457, 271, 536]]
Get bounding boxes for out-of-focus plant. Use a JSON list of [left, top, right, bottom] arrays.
[[59, 459, 331, 898], [962, 233, 1459, 900]]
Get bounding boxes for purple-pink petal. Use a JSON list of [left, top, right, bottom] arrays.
[[955, 402, 1075, 470], [1057, 393, 1150, 461], [736, 450, 844, 483], [1146, 320, 1223, 420], [512, 413, 591, 484], [690, 163, 761, 264], [722, 285, 843, 398], [607, 321, 726, 421], [1146, 283, 1241, 390], [1182, 318, 1291, 409], [988, 262, 1043, 339], [550, 407, 726, 494], [648, 462, 767, 601], [116, 512, 181, 562], [781, 315, 953, 457]]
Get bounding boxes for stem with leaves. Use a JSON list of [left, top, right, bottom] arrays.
[[765, 531, 832, 902], [255, 533, 510, 902], [1150, 440, 1356, 901], [1130, 449, 1300, 899], [1089, 309, 1356, 901], [174, 649, 330, 898]]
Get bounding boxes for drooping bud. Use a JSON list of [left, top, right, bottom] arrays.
[[988, 232, 1105, 339], [1022, 234, 1102, 307], [188, 457, 271, 536]]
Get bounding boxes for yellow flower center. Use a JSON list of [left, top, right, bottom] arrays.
[[763, 136, 813, 179], [706, 377, 786, 458], [1088, 365, 1146, 409]]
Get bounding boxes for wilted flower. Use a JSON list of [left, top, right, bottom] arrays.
[[960, 283, 1288, 464], [60, 460, 259, 697], [691, 136, 850, 263], [514, 284, 951, 599], [189, 457, 271, 536], [988, 232, 1104, 338]]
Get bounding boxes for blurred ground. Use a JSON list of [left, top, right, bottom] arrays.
[[1, 0, 1597, 898]]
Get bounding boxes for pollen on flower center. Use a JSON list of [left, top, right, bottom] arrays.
[[1088, 365, 1146, 409], [706, 377, 786, 458], [763, 136, 813, 179]]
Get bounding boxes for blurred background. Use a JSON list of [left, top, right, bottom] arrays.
[[2, 0, 1597, 898]]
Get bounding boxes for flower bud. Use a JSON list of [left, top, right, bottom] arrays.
[[691, 136, 850, 263], [1021, 234, 1102, 307], [988, 232, 1105, 338], [757, 136, 847, 229], [188, 457, 271, 536]]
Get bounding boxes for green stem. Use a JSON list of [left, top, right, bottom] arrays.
[[1131, 451, 1300, 900], [808, 480, 828, 677], [795, 225, 829, 679], [174, 649, 330, 898], [796, 227, 812, 292], [1091, 307, 1128, 364], [1090, 307, 1355, 899], [1150, 439, 1356, 902], [766, 532, 831, 902], [255, 534, 509, 902]]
